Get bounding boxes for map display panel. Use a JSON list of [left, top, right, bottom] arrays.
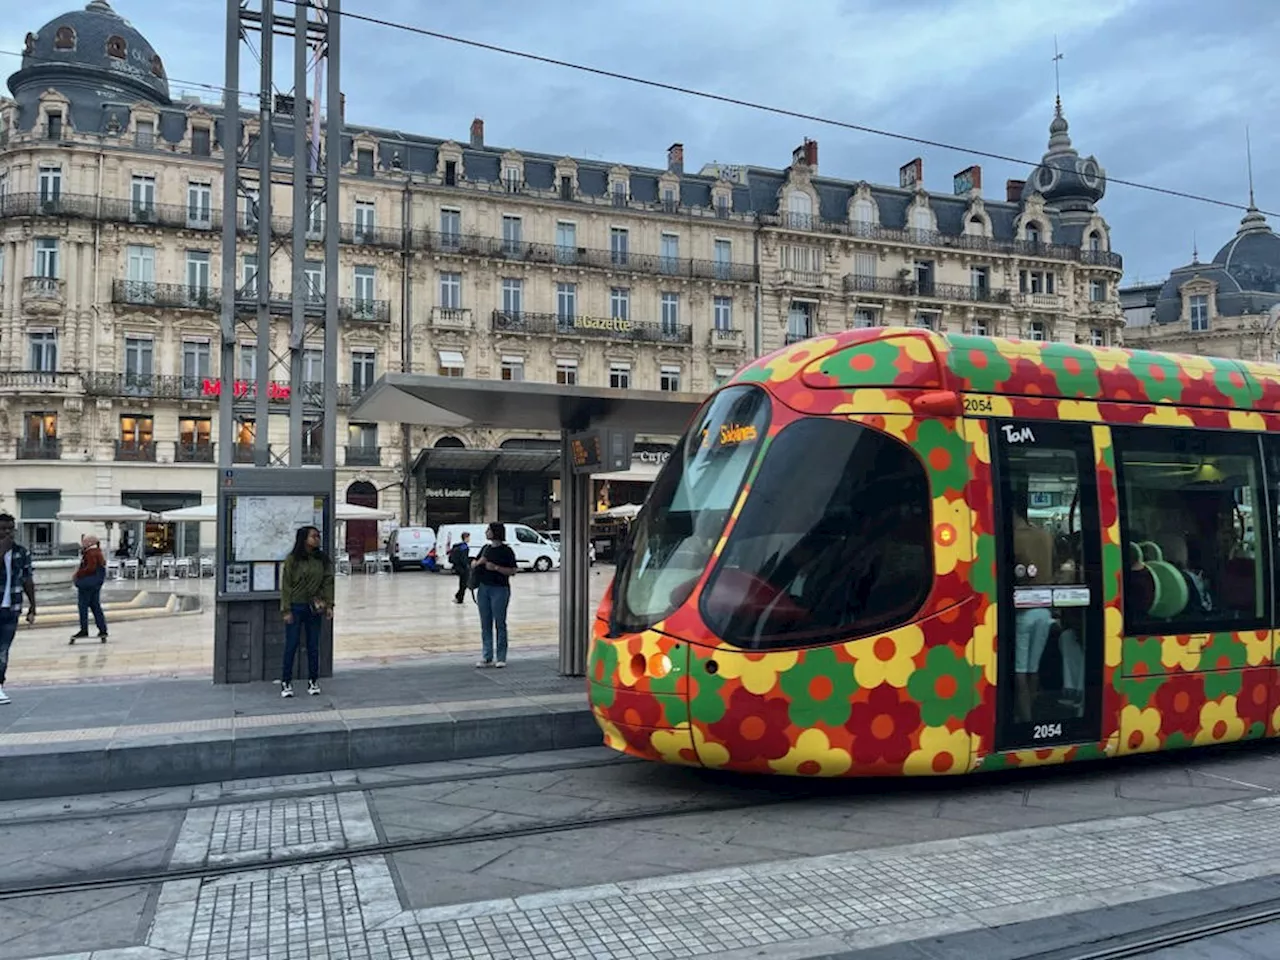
[[230, 495, 324, 562]]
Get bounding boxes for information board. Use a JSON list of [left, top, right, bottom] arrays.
[[567, 428, 633, 475], [230, 495, 324, 562]]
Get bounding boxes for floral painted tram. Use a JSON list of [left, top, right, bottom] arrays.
[[587, 327, 1280, 777]]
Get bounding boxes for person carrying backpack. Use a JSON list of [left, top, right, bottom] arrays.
[[448, 532, 471, 604], [70, 535, 108, 644]]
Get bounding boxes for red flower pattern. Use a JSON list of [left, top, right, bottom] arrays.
[[707, 687, 795, 764], [1155, 673, 1206, 738], [848, 685, 921, 768]]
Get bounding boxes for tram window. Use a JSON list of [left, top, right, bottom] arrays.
[[1114, 427, 1266, 635], [700, 419, 932, 650]]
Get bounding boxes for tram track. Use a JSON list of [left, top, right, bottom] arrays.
[[0, 782, 807, 901], [1045, 896, 1280, 959]]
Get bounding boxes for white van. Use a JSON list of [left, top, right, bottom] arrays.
[[436, 523, 560, 572], [386, 526, 437, 571]]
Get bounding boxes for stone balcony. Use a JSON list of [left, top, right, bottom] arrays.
[[0, 371, 82, 396], [21, 276, 65, 315], [709, 328, 747, 352]]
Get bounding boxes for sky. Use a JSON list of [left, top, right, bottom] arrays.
[[3, 0, 1276, 284]]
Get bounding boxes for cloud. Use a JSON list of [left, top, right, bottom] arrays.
[[3, 0, 1276, 285]]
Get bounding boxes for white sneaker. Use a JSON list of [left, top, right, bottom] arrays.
[[307, 681, 320, 696], [0, 686, 10, 704], [494, 660, 506, 669], [281, 683, 294, 698], [475, 660, 493, 668]]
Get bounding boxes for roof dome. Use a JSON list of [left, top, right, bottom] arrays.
[[1212, 206, 1280, 294], [1021, 100, 1106, 213], [9, 1, 169, 104]]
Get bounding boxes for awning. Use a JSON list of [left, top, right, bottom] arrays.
[[438, 349, 465, 367], [595, 462, 663, 482], [411, 446, 563, 477]]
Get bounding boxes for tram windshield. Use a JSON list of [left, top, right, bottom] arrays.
[[610, 385, 769, 634]]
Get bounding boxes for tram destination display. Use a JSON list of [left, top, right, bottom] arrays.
[[567, 428, 633, 475]]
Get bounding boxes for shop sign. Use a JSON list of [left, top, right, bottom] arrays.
[[572, 316, 632, 333], [424, 487, 471, 499], [633, 450, 670, 466], [201, 378, 292, 402]]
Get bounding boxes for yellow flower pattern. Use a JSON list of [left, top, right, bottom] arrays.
[[1117, 704, 1162, 755], [769, 729, 854, 776], [845, 625, 925, 688], [932, 496, 975, 576], [1142, 407, 1195, 427], [1194, 697, 1246, 747], [904, 726, 980, 775], [712, 651, 800, 695]]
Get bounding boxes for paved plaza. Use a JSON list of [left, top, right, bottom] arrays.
[[6, 743, 1280, 958], [12, 566, 613, 685]]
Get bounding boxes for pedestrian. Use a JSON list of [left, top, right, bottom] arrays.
[[0, 513, 37, 705], [279, 525, 333, 698], [70, 534, 109, 644], [472, 522, 517, 668], [449, 531, 471, 604]]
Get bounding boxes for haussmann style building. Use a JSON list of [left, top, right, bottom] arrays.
[[0, 1, 1125, 560]]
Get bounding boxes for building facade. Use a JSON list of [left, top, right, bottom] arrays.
[[0, 1, 1124, 556], [1121, 203, 1280, 361]]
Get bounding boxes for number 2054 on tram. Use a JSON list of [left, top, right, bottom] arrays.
[[586, 327, 1280, 776]]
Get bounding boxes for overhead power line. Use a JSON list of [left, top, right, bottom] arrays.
[[274, 0, 1275, 219]]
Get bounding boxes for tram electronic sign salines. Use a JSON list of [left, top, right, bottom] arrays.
[[568, 428, 634, 475]]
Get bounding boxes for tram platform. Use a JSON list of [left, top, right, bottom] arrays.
[[0, 652, 595, 801]]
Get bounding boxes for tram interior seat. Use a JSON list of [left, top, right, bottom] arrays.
[[1131, 540, 1190, 620]]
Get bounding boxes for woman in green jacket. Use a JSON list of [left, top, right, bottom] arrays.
[[279, 525, 334, 698]]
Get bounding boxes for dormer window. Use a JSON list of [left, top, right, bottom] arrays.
[[910, 206, 932, 233], [54, 26, 76, 50], [1190, 294, 1209, 331], [356, 148, 374, 176], [662, 188, 677, 213], [503, 165, 522, 193], [191, 126, 211, 157], [965, 215, 985, 236], [151, 55, 165, 79], [135, 119, 155, 148], [106, 35, 126, 59], [1088, 231, 1102, 252], [444, 160, 457, 187], [46, 112, 62, 141], [786, 191, 812, 229], [852, 197, 876, 227], [560, 175, 573, 200], [1025, 222, 1041, 245], [611, 180, 627, 207]]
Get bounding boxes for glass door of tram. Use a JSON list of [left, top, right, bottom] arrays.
[[992, 420, 1105, 752]]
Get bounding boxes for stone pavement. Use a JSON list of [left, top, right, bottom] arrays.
[[0, 653, 593, 800], [11, 566, 612, 684], [12, 747, 1280, 960]]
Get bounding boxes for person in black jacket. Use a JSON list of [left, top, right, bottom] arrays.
[[449, 532, 471, 604], [71, 535, 108, 643]]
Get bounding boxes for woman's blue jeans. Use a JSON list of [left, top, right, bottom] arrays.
[[476, 584, 510, 663], [282, 603, 321, 684]]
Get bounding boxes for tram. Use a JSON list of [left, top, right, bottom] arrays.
[[586, 327, 1280, 776]]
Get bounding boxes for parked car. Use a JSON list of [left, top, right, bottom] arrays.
[[386, 526, 437, 571]]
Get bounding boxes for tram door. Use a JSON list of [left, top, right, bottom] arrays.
[[992, 421, 1105, 752]]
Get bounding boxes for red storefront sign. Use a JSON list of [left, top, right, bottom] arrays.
[[200, 379, 292, 401]]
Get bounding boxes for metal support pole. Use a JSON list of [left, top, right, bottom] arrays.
[[253, 0, 274, 465], [287, 0, 309, 465], [322, 0, 340, 474], [218, 0, 240, 469], [558, 430, 591, 676], [399, 175, 412, 523]]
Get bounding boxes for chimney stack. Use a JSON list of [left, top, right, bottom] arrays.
[[470, 117, 484, 149], [667, 142, 684, 175], [792, 138, 818, 170], [1006, 179, 1026, 203]]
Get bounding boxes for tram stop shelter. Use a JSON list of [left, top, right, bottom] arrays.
[[349, 374, 703, 676]]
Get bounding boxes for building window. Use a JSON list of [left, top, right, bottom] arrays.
[[853, 309, 876, 328], [440, 208, 461, 249], [713, 239, 732, 280], [500, 356, 525, 382], [610, 287, 630, 321], [609, 363, 631, 390], [610, 227, 629, 267], [661, 292, 680, 334], [127, 175, 155, 221], [23, 411, 58, 447], [1089, 231, 1102, 252], [34, 238, 59, 278], [501, 277, 523, 317], [352, 350, 376, 393], [242, 187, 259, 230], [354, 201, 376, 239], [662, 187, 677, 212], [713, 366, 734, 386], [302, 349, 323, 385], [715, 194, 730, 219], [439, 271, 461, 309], [444, 159, 457, 187], [555, 359, 578, 385], [913, 260, 935, 296], [307, 199, 325, 237], [304, 260, 325, 300], [240, 253, 257, 296], [124, 336, 154, 391], [185, 251, 211, 303], [713, 296, 733, 331], [501, 215, 522, 256], [786, 191, 812, 229], [559, 174, 573, 200], [1090, 328, 1105, 347], [1090, 279, 1107, 302], [1025, 222, 1041, 245], [787, 301, 812, 343], [348, 422, 377, 450], [179, 417, 212, 448], [970, 266, 990, 299], [659, 365, 681, 392], [187, 182, 212, 227], [1190, 294, 1209, 331], [915, 312, 938, 330], [46, 112, 62, 140], [135, 120, 154, 148], [191, 127, 211, 157], [556, 282, 577, 321], [238, 343, 256, 381], [1028, 320, 1047, 341], [611, 180, 627, 207], [555, 221, 577, 264], [781, 244, 823, 277], [971, 319, 989, 337], [1019, 270, 1055, 295], [182, 340, 211, 386], [503, 165, 521, 192], [437, 350, 464, 377], [119, 414, 154, 447], [28, 331, 57, 372], [38, 165, 61, 204], [354, 265, 375, 305], [357, 148, 375, 176], [660, 233, 680, 274]]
